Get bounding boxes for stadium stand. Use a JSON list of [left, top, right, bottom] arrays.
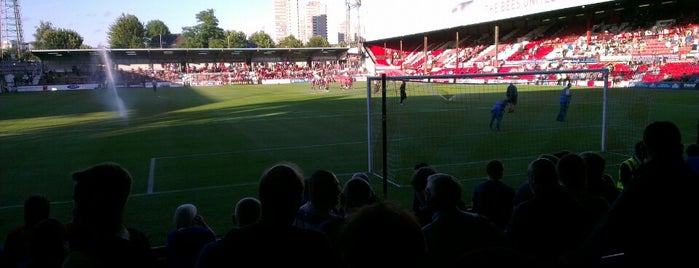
[[363, 0, 699, 86]]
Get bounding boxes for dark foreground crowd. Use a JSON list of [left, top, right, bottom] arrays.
[[2, 120, 699, 268]]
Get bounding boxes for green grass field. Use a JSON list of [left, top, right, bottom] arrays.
[[370, 80, 697, 187], [1, 83, 697, 246]]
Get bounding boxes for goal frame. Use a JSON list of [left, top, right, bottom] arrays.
[[365, 68, 610, 197]]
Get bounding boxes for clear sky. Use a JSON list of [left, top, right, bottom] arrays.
[[20, 0, 465, 47], [20, 0, 609, 47]]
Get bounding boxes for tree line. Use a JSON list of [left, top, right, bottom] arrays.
[[32, 9, 335, 50]]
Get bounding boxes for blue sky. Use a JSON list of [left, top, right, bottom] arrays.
[[20, 0, 468, 47], [20, 0, 611, 47], [21, 0, 278, 47]]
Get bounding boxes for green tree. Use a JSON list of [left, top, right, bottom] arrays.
[[177, 9, 225, 48], [107, 13, 146, 48], [177, 26, 201, 48], [305, 35, 330, 47], [278, 35, 303, 48], [208, 39, 226, 48], [32, 21, 55, 49], [225, 30, 247, 48], [42, 29, 84, 49], [145, 20, 170, 48], [249, 31, 275, 48], [31, 21, 84, 49]]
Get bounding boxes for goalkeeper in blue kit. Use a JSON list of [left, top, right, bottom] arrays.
[[489, 99, 508, 131]]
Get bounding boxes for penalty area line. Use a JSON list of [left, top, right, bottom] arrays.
[[145, 140, 365, 195]]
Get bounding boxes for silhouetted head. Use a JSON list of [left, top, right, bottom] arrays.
[[339, 201, 425, 267], [174, 203, 198, 229], [233, 197, 261, 227], [558, 153, 587, 191], [413, 162, 430, 171], [643, 121, 683, 160], [341, 178, 374, 213], [527, 158, 559, 195], [633, 140, 648, 161], [258, 162, 305, 224], [425, 173, 462, 210], [411, 166, 438, 191], [538, 153, 560, 165], [486, 159, 504, 180], [351, 172, 370, 183], [308, 169, 341, 211], [579, 151, 606, 179], [24, 194, 50, 227], [71, 162, 132, 231], [29, 218, 67, 264], [687, 143, 699, 157]]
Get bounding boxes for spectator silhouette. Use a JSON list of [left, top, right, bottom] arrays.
[[348, 172, 377, 202], [166, 203, 216, 268], [350, 172, 370, 184], [571, 121, 699, 266], [512, 153, 560, 207], [558, 153, 610, 223], [2, 193, 51, 268], [512, 181, 533, 208], [338, 177, 377, 217], [423, 173, 507, 267], [231, 197, 261, 228], [456, 246, 535, 267], [63, 161, 155, 268], [506, 157, 592, 267], [411, 165, 438, 226], [21, 218, 68, 268], [685, 143, 699, 174], [338, 200, 426, 268], [195, 162, 341, 268], [294, 170, 343, 229], [472, 159, 515, 230], [553, 150, 572, 160], [411, 163, 431, 198], [617, 141, 647, 190], [579, 151, 620, 205], [294, 169, 344, 244]]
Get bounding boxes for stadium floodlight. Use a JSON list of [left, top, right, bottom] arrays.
[[365, 68, 652, 196]]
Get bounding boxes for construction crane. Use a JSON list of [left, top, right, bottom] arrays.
[[345, 0, 361, 44]]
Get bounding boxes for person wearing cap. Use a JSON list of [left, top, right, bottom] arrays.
[[63, 161, 155, 268]]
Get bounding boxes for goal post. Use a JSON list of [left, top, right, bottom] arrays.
[[366, 68, 652, 196]]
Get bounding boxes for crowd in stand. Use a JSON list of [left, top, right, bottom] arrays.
[[3, 12, 699, 93], [370, 15, 699, 82], [1, 120, 698, 267], [20, 60, 368, 90]]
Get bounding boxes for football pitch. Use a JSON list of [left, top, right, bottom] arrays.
[[1, 83, 697, 246]]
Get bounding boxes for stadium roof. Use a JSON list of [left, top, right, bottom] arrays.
[[363, 0, 694, 51], [30, 47, 350, 65]]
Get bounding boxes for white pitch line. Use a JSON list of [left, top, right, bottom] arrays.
[[131, 182, 259, 197], [148, 158, 156, 194], [0, 200, 72, 211], [153, 140, 366, 160], [143, 141, 366, 197]]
